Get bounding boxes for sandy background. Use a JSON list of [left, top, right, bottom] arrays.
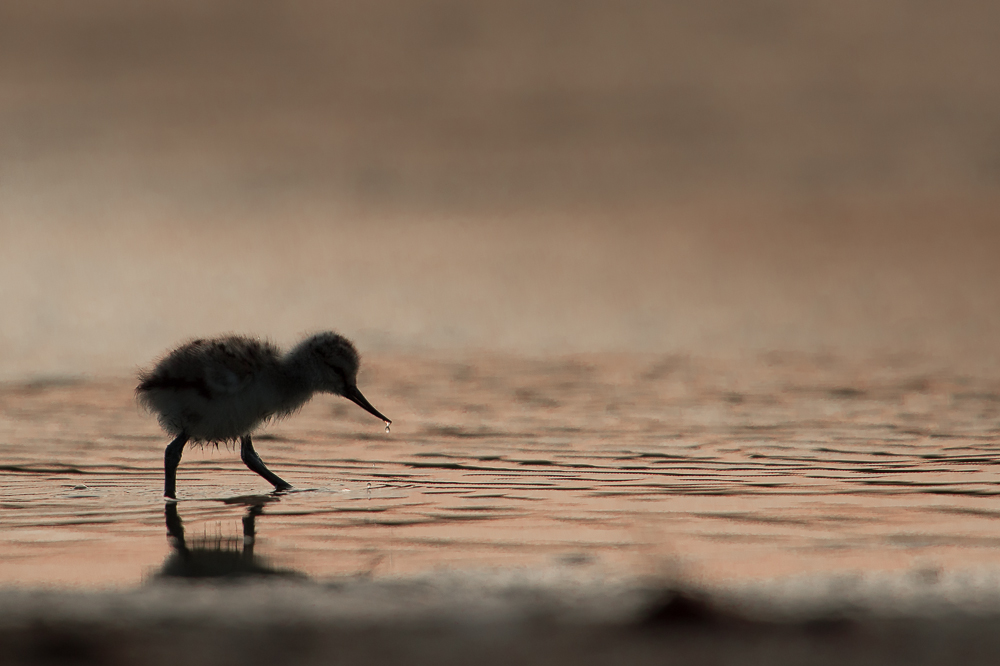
[[1, 0, 998, 380]]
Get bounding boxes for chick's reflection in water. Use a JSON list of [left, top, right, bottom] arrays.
[[156, 500, 304, 580]]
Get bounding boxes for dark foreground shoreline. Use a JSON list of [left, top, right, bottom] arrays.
[[3, 578, 999, 666]]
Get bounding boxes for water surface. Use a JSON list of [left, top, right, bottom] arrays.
[[2, 353, 999, 589]]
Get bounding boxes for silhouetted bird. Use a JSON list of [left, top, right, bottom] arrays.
[[138, 332, 390, 499]]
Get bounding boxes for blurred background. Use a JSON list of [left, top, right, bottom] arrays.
[[1, 0, 998, 379]]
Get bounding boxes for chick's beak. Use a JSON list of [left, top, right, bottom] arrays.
[[345, 385, 391, 424]]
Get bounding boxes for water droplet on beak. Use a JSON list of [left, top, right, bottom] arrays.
[[384, 422, 390, 434]]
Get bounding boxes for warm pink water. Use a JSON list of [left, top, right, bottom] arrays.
[[3, 353, 999, 589]]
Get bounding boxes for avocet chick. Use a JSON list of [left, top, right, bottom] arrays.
[[137, 332, 390, 499]]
